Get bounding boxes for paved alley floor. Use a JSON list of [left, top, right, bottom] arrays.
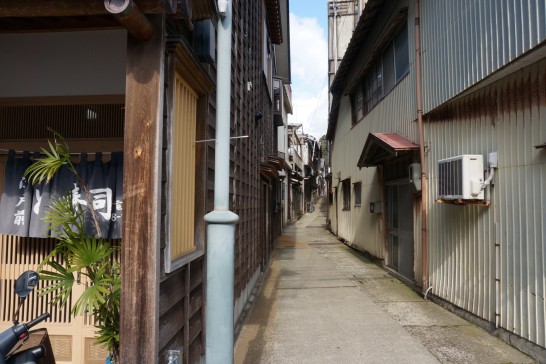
[[234, 199, 534, 364]]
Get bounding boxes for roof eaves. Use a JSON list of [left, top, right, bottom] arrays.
[[265, 0, 282, 44]]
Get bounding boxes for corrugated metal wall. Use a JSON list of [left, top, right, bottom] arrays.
[[329, 54, 419, 258], [420, 0, 546, 113], [427, 59, 546, 348], [329, 0, 546, 349]]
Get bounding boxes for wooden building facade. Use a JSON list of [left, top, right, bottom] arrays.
[[0, 0, 288, 363]]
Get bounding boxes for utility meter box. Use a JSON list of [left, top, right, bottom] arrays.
[[369, 201, 383, 214]]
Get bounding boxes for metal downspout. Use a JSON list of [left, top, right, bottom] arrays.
[[205, 1, 239, 363], [332, 1, 338, 73], [414, 0, 429, 293]]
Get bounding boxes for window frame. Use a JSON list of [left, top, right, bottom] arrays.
[[350, 86, 364, 126], [342, 178, 351, 211], [164, 40, 213, 273], [353, 181, 362, 207], [353, 23, 409, 122]]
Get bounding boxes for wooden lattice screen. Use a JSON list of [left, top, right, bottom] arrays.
[[0, 236, 72, 324], [170, 74, 197, 261]]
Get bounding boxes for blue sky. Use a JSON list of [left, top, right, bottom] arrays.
[[288, 0, 329, 139], [290, 0, 328, 29]]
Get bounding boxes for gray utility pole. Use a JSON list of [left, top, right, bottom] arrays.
[[205, 0, 239, 363]]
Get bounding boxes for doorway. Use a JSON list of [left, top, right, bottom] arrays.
[[387, 182, 414, 280]]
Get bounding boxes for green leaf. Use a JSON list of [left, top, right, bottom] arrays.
[[42, 194, 86, 239], [25, 145, 67, 185], [66, 237, 113, 273], [38, 261, 75, 307], [72, 280, 110, 316]]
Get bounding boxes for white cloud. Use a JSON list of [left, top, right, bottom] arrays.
[[288, 85, 328, 139], [289, 13, 329, 139]]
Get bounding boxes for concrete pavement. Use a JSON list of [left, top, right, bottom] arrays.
[[234, 198, 534, 364]]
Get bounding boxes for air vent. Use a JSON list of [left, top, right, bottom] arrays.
[[438, 155, 484, 200]]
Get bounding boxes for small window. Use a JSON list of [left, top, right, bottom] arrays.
[[350, 88, 364, 125], [273, 79, 282, 113], [354, 182, 362, 206], [342, 179, 351, 210]]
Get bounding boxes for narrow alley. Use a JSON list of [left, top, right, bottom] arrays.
[[234, 199, 534, 364]]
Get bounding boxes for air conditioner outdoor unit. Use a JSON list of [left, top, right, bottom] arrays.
[[438, 154, 484, 200]]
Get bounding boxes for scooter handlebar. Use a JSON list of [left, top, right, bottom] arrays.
[[25, 313, 50, 330]]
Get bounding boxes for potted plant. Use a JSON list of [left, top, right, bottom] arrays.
[[25, 134, 121, 363]]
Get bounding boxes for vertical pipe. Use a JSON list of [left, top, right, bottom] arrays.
[[357, 0, 362, 17], [495, 241, 500, 327], [205, 1, 239, 363], [213, 1, 233, 212], [414, 0, 429, 293], [332, 1, 338, 73]]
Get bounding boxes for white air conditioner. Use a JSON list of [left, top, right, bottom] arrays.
[[438, 155, 484, 200]]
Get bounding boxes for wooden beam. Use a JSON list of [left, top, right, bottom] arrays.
[[105, 0, 153, 41], [120, 14, 164, 363], [0, 0, 164, 17], [166, 36, 215, 96]]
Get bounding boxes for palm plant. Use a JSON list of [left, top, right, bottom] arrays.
[[25, 132, 120, 362]]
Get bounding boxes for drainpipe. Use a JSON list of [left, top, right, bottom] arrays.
[[495, 228, 500, 328], [414, 0, 429, 294], [332, 1, 339, 73], [205, 1, 239, 363]]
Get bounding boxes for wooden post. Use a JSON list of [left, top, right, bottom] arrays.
[[121, 14, 164, 363]]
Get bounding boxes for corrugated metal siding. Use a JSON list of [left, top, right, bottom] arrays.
[[427, 59, 546, 348], [420, 0, 546, 114], [330, 0, 545, 348], [329, 52, 419, 258]]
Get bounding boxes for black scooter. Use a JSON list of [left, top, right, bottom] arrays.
[[0, 271, 55, 364]]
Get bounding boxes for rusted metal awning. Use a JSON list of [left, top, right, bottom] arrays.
[[357, 133, 419, 168]]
